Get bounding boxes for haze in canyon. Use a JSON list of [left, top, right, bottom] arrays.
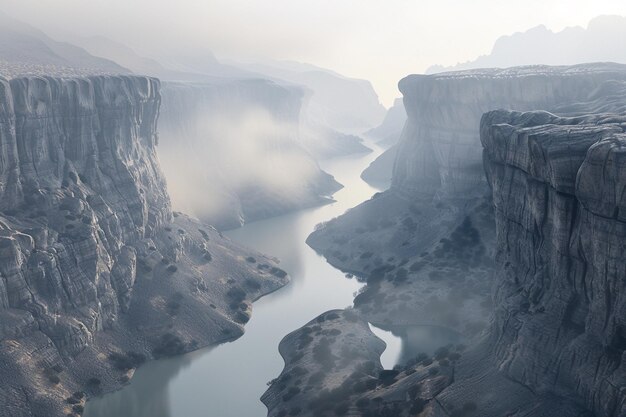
[[0, 2, 624, 417]]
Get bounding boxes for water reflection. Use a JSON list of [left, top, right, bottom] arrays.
[[368, 323, 402, 368], [84, 353, 195, 417], [369, 323, 463, 369], [85, 140, 386, 417]]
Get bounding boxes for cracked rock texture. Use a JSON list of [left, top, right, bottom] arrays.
[[475, 86, 626, 417], [393, 63, 626, 199], [307, 65, 626, 337], [0, 74, 288, 417], [301, 67, 626, 417]]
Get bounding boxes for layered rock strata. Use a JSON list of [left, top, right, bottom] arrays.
[[275, 78, 626, 417], [307, 64, 626, 336], [0, 74, 288, 417]]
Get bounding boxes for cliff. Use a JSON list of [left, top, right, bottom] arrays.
[[158, 79, 342, 230], [393, 63, 626, 198], [308, 65, 626, 340], [467, 95, 626, 417], [280, 77, 626, 417], [0, 74, 288, 417]]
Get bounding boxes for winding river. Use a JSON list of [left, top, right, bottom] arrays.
[[85, 138, 448, 417]]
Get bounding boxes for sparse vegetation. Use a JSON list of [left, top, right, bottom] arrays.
[[108, 351, 146, 371], [153, 333, 186, 358]]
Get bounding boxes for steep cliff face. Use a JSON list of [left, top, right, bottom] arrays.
[[477, 97, 626, 417], [0, 75, 167, 346], [158, 79, 341, 229], [308, 65, 626, 338], [393, 64, 626, 199], [0, 74, 288, 417], [272, 77, 626, 417]]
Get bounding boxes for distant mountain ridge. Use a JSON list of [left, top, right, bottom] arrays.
[[0, 12, 128, 75], [428, 15, 626, 73]]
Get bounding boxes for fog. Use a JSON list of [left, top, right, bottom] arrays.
[[2, 0, 626, 105], [157, 91, 335, 228]]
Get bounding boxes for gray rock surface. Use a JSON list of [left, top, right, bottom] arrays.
[[474, 95, 626, 417], [158, 79, 342, 230], [394, 63, 626, 199], [296, 68, 626, 417], [262, 309, 461, 417], [308, 65, 626, 338], [0, 73, 289, 417]]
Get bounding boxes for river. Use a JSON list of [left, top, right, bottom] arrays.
[[85, 139, 410, 417]]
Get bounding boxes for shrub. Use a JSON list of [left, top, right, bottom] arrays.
[[234, 311, 250, 324], [244, 278, 262, 290], [167, 265, 178, 273], [270, 267, 288, 278], [246, 256, 256, 263], [87, 377, 101, 387], [227, 287, 247, 302], [325, 312, 340, 320], [152, 333, 186, 358], [108, 352, 146, 371]]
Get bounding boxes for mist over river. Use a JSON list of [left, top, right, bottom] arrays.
[[84, 138, 438, 417]]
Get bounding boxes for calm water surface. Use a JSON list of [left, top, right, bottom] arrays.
[[84, 139, 460, 417], [85, 139, 402, 417]]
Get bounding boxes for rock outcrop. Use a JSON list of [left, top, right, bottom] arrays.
[[158, 79, 342, 230], [0, 74, 288, 417], [470, 92, 626, 417], [278, 75, 626, 417], [393, 64, 626, 199], [307, 65, 626, 337]]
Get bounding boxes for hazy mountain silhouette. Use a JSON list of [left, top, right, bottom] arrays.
[[0, 12, 128, 73], [428, 15, 626, 73]]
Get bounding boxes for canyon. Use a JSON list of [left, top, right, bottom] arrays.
[[0, 10, 624, 417], [0, 72, 288, 417], [267, 65, 626, 416]]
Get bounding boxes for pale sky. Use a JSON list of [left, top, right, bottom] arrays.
[[2, 0, 626, 105]]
